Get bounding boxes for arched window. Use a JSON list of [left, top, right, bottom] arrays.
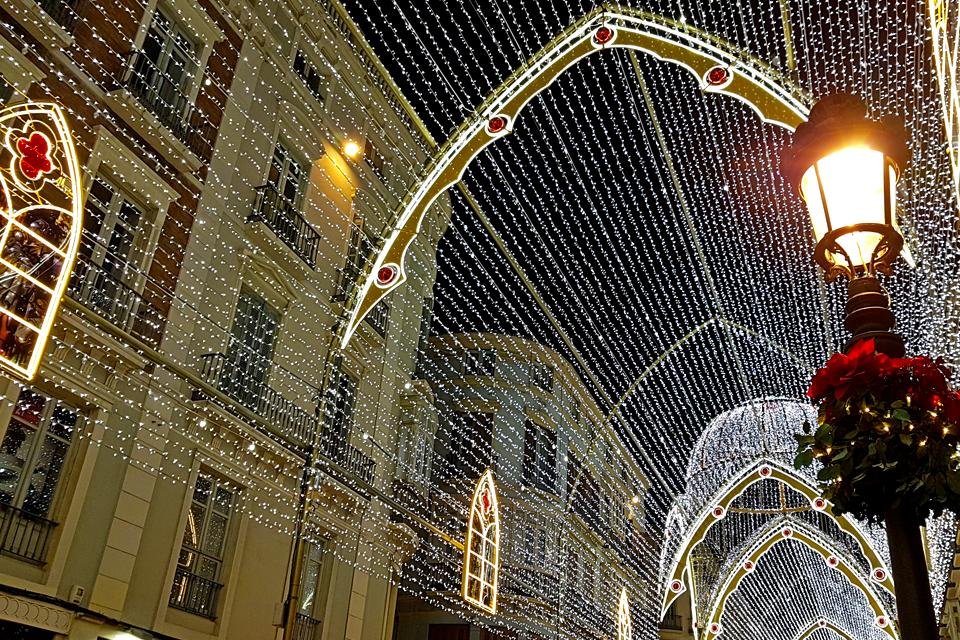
[[618, 588, 633, 640], [462, 470, 500, 613]]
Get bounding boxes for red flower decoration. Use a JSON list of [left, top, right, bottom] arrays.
[[16, 132, 53, 180]]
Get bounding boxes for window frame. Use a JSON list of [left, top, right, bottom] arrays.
[[0, 387, 80, 519], [169, 472, 238, 618], [267, 138, 309, 209]]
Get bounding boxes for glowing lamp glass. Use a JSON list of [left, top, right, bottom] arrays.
[[799, 146, 897, 269]]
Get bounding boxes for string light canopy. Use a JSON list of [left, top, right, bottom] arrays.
[[2, 0, 957, 638]]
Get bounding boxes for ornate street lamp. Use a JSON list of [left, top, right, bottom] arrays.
[[782, 94, 939, 640], [781, 93, 909, 356]]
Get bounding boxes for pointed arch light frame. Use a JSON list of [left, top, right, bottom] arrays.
[[662, 460, 893, 616], [463, 470, 501, 614], [700, 517, 898, 640], [617, 587, 632, 640], [339, 6, 809, 348], [0, 102, 83, 381]]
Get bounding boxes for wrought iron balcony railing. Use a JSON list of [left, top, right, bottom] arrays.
[[37, 0, 85, 31], [660, 610, 683, 631], [318, 437, 375, 485], [68, 256, 165, 348], [292, 613, 322, 640], [169, 566, 223, 618], [197, 351, 315, 448], [0, 502, 56, 564], [248, 185, 320, 268], [117, 50, 216, 160], [364, 301, 389, 337]]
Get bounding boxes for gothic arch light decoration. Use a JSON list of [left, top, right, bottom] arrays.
[[700, 518, 897, 640], [339, 5, 809, 347], [661, 459, 894, 619], [462, 469, 500, 614], [617, 587, 632, 640], [0, 103, 83, 381], [791, 618, 855, 640]]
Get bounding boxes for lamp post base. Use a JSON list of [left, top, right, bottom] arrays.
[[885, 504, 939, 640]]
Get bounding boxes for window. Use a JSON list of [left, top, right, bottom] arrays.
[[131, 9, 199, 122], [363, 138, 386, 181], [323, 363, 357, 451], [170, 474, 235, 618], [441, 412, 493, 481], [532, 364, 553, 392], [0, 77, 12, 105], [522, 421, 556, 493], [222, 290, 279, 410], [78, 176, 146, 300], [0, 388, 78, 517], [292, 49, 327, 104], [267, 140, 307, 208], [299, 541, 327, 620], [464, 349, 495, 377], [335, 222, 375, 302], [414, 297, 434, 378]]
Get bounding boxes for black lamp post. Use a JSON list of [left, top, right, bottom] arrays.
[[782, 94, 938, 640]]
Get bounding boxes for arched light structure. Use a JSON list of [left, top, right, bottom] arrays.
[[339, 6, 809, 347], [700, 518, 898, 640], [661, 459, 894, 617], [463, 470, 500, 614], [791, 618, 856, 640], [0, 102, 83, 380]]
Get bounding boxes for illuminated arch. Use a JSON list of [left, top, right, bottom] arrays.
[[791, 618, 855, 640], [661, 459, 893, 619], [340, 5, 809, 347], [700, 517, 897, 640], [463, 470, 500, 613], [0, 103, 83, 380], [617, 587, 632, 640]]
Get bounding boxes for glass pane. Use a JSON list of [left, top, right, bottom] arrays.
[[182, 501, 206, 548], [178, 546, 197, 569], [213, 486, 233, 515], [197, 555, 219, 580], [194, 475, 212, 504], [22, 435, 69, 515], [117, 199, 142, 228], [12, 389, 47, 427], [299, 556, 321, 613], [0, 419, 32, 505], [202, 512, 227, 557], [48, 404, 78, 441]]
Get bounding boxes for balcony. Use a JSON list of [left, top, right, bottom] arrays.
[[292, 613, 322, 640], [68, 256, 165, 348], [660, 610, 683, 631], [364, 301, 389, 337], [37, 0, 85, 31], [196, 351, 315, 449], [318, 438, 375, 485], [248, 185, 320, 268], [169, 566, 223, 618], [116, 50, 216, 161], [0, 502, 56, 563]]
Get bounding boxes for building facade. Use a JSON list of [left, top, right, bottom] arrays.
[[0, 0, 449, 639], [393, 333, 649, 640]]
